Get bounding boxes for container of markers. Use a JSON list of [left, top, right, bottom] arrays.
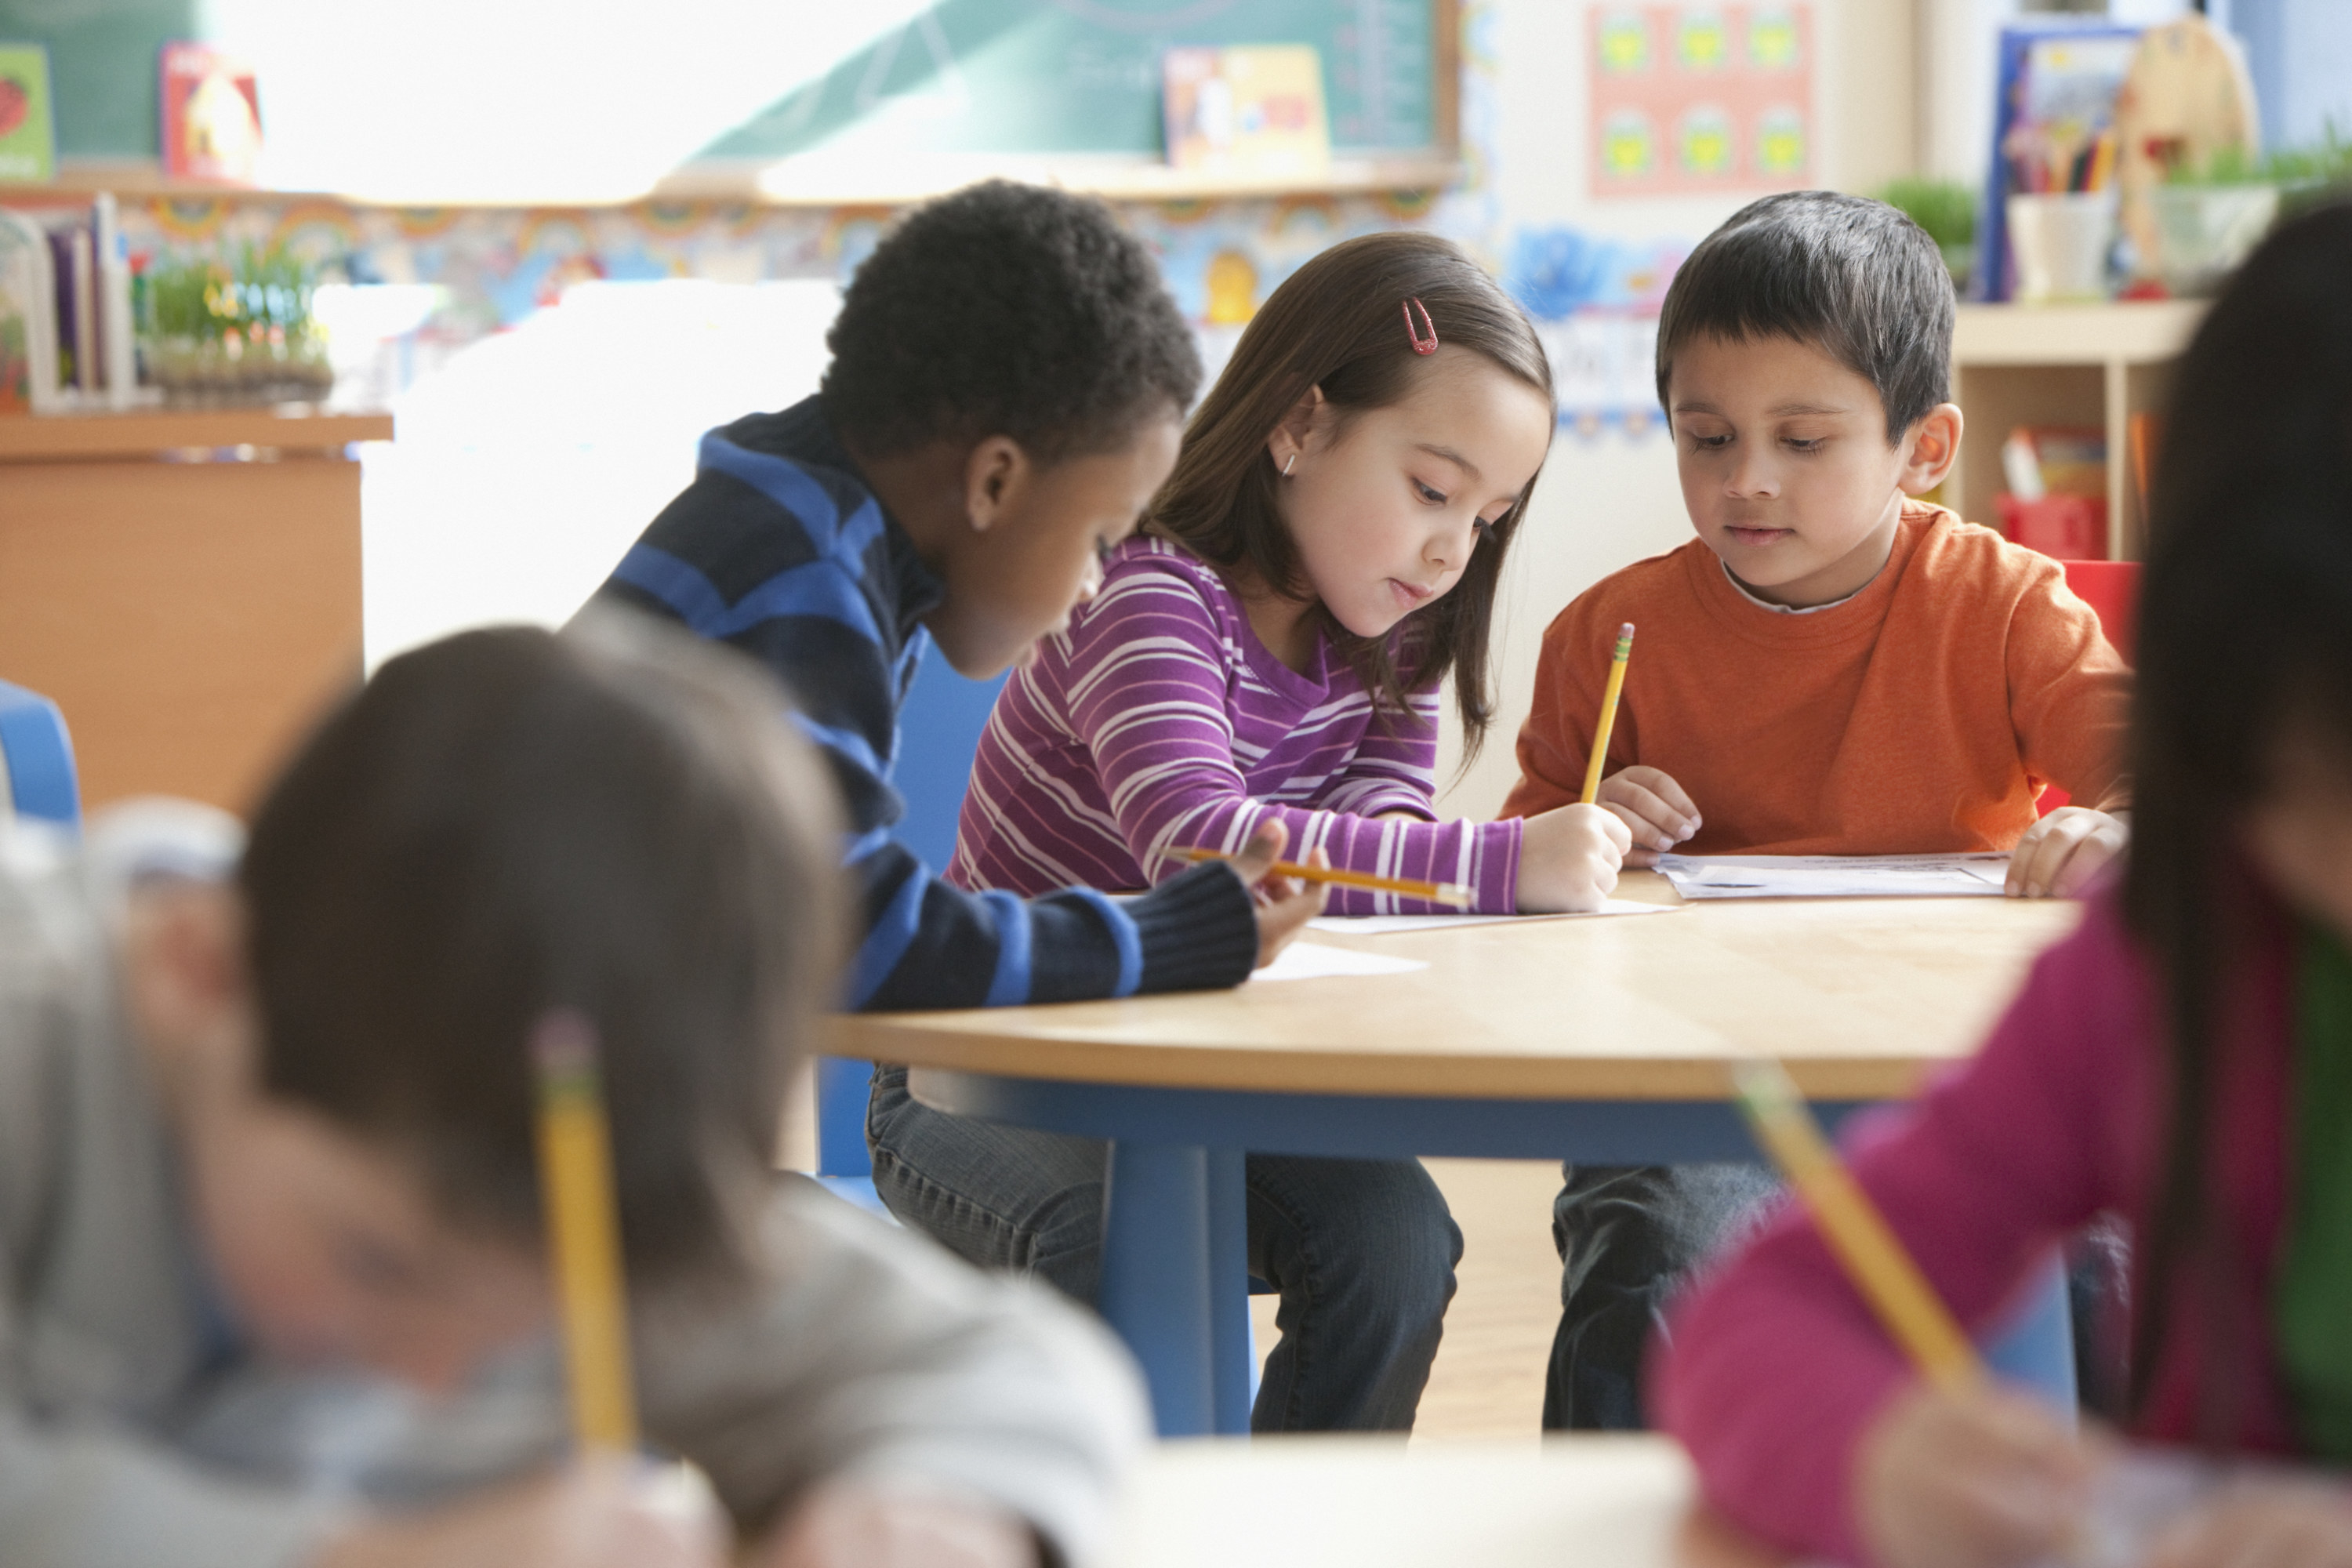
[[2006, 191, 2119, 303]]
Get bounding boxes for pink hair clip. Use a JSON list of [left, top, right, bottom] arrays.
[[1402, 296, 1439, 354]]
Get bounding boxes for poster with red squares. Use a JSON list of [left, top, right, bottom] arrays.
[[1588, 5, 1813, 198]]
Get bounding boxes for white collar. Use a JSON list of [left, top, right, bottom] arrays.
[[1720, 558, 1866, 615]]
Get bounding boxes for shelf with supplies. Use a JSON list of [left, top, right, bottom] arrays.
[[1947, 299, 2207, 562], [0, 154, 1465, 212]]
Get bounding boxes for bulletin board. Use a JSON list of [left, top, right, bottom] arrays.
[[1588, 3, 1813, 198]]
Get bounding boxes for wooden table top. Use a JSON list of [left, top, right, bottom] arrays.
[[0, 405, 393, 460], [829, 873, 2084, 1102], [1111, 1435, 1779, 1568]]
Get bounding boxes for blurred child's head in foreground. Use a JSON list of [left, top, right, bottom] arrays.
[[133, 615, 843, 1388], [822, 180, 1203, 676], [1654, 191, 1962, 608], [1152, 229, 1555, 753]]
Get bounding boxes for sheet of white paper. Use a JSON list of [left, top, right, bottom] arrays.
[[1249, 942, 1430, 982], [2033, 1447, 2328, 1568], [1655, 851, 2011, 899], [1308, 900, 1678, 935]]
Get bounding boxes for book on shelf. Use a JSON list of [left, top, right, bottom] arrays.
[[161, 42, 263, 183], [0, 194, 139, 414], [1162, 45, 1330, 181], [0, 42, 56, 183]]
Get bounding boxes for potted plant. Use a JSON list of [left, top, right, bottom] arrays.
[[1878, 177, 1977, 293], [2151, 144, 2281, 296], [140, 240, 333, 405]]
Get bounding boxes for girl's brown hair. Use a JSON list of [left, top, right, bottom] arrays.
[[1150, 231, 1553, 757]]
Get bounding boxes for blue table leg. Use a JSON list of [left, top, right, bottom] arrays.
[[1981, 1250, 2078, 1419], [1207, 1148, 1252, 1435], [1098, 1139, 1214, 1436]]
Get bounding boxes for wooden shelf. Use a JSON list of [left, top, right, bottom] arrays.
[[0, 405, 394, 461], [1953, 300, 2205, 366], [2, 154, 1463, 211], [1948, 300, 2208, 561]]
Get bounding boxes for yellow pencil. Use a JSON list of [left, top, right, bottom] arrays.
[[534, 1013, 640, 1450], [1170, 845, 1475, 907], [1731, 1059, 1984, 1394], [1580, 622, 1635, 805]]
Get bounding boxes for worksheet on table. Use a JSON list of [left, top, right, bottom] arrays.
[[1249, 942, 1428, 982], [1655, 852, 2012, 899], [1308, 901, 1679, 935]]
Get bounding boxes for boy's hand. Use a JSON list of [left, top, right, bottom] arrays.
[[1514, 804, 1632, 913], [1231, 819, 1329, 968], [2005, 808, 2128, 899], [1855, 1382, 2095, 1568], [2148, 1477, 2352, 1568], [315, 1454, 726, 1568], [1595, 766, 1701, 866], [756, 1480, 1038, 1568]]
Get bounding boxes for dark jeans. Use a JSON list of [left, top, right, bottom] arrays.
[[867, 1065, 1460, 1432], [1544, 1163, 1782, 1431]]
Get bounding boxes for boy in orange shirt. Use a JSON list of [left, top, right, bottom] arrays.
[[1507, 191, 2132, 1432]]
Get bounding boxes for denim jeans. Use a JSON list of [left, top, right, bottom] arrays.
[[1543, 1162, 1782, 1431], [867, 1065, 1460, 1432]]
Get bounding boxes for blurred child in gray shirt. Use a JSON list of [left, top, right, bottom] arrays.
[[0, 615, 1145, 1568]]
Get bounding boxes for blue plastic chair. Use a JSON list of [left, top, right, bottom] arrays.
[[815, 658, 1010, 1214], [0, 681, 82, 829]]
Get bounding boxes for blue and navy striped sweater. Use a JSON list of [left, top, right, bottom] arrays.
[[594, 396, 1258, 1011]]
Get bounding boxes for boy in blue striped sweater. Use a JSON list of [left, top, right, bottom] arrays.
[[595, 182, 1317, 1011], [592, 185, 1465, 1436]]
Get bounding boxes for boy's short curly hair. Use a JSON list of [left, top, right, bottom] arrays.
[[1655, 191, 1955, 442], [821, 180, 1202, 462]]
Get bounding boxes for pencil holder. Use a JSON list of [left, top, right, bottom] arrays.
[[2006, 192, 2119, 303]]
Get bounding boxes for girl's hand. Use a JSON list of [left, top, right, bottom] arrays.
[[2148, 1479, 2352, 1568], [1855, 1382, 2093, 1568], [756, 1481, 1038, 1568], [1596, 766, 1701, 866], [317, 1454, 726, 1568], [1231, 819, 1328, 968], [2005, 808, 2129, 898], [1514, 804, 1630, 913]]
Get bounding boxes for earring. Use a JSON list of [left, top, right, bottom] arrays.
[[1283, 452, 1297, 476]]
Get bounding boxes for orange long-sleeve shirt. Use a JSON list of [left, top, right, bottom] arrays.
[[1501, 503, 2132, 855]]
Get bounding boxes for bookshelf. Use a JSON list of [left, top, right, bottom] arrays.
[[1947, 299, 2207, 561]]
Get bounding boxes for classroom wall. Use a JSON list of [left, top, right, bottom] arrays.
[[1432, 0, 1918, 820]]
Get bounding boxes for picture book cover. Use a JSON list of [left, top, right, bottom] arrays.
[[161, 42, 263, 183], [1163, 45, 1330, 180], [0, 42, 56, 183]]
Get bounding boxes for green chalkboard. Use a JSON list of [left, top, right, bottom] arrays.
[[1, 0, 1446, 172], [0, 0, 194, 158], [700, 0, 1444, 162]]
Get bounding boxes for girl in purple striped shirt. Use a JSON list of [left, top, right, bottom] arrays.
[[869, 233, 1628, 1433]]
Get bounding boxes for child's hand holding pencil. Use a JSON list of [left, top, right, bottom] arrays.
[[1733, 1060, 2102, 1568]]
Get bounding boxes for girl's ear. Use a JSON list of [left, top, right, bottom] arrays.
[[1897, 402, 1964, 496], [1265, 383, 1328, 474], [125, 881, 259, 1093]]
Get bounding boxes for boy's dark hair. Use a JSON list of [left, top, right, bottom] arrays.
[[821, 180, 1202, 462], [1654, 190, 1955, 441], [1151, 230, 1553, 759], [241, 613, 844, 1287], [2122, 200, 2352, 1428]]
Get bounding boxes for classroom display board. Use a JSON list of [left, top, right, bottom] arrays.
[[698, 0, 1443, 163], [1588, 2, 1813, 197]]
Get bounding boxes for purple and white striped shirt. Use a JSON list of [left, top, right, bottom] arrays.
[[949, 535, 1523, 916]]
